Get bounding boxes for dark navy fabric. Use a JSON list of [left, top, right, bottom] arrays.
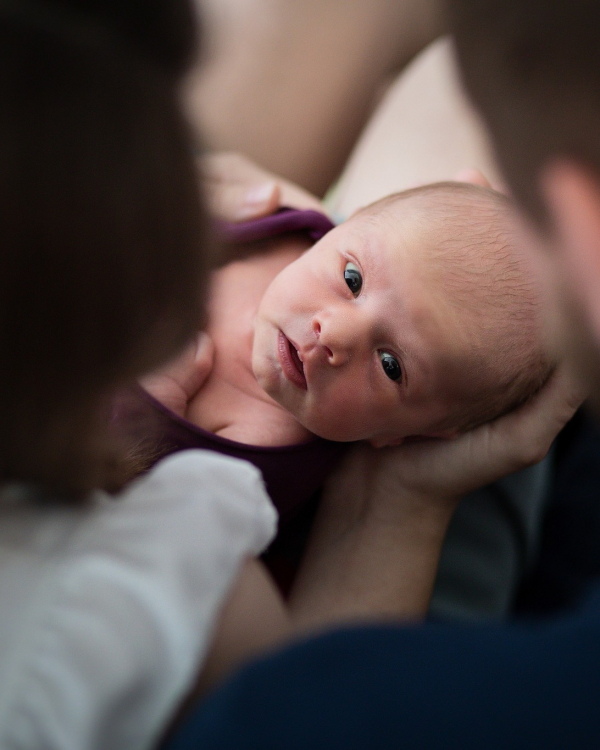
[[516, 407, 600, 615], [164, 587, 600, 749], [158, 217, 600, 749]]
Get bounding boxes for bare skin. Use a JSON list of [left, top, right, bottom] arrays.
[[329, 36, 505, 218], [147, 155, 584, 702], [187, 0, 446, 195], [187, 363, 582, 696], [186, 235, 314, 446]]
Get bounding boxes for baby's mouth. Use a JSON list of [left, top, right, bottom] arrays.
[[278, 331, 307, 390], [290, 341, 305, 375]]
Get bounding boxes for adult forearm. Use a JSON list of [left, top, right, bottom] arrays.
[[289, 445, 460, 628], [193, 492, 453, 706], [289, 365, 584, 627], [186, 0, 446, 195], [179, 365, 582, 709]]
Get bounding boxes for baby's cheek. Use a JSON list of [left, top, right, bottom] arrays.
[[251, 328, 277, 393], [306, 394, 375, 442]]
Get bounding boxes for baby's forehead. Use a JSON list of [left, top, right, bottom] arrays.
[[346, 194, 444, 267], [348, 195, 423, 242], [358, 183, 507, 227], [349, 192, 451, 252], [367, 188, 512, 262]]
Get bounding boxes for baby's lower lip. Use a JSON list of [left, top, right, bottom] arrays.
[[277, 331, 307, 390]]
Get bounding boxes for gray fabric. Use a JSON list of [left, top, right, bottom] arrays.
[[430, 452, 553, 620]]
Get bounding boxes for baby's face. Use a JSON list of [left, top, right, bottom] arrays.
[[252, 206, 470, 444]]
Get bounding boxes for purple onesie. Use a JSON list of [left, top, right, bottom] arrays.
[[119, 208, 348, 535]]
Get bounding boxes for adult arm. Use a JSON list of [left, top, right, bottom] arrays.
[[186, 365, 584, 697], [329, 37, 505, 217], [149, 158, 583, 696], [0, 452, 276, 750], [186, 0, 446, 195], [201, 152, 324, 220], [289, 366, 584, 626]]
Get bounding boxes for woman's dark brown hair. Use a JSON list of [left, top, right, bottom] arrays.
[[0, 1, 210, 497]]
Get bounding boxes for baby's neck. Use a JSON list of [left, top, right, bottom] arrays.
[[186, 237, 314, 447]]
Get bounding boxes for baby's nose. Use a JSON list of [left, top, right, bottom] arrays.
[[312, 315, 355, 366]]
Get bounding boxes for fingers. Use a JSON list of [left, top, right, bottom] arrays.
[[205, 177, 281, 222], [343, 361, 586, 507], [453, 168, 492, 188], [201, 151, 325, 220], [188, 333, 215, 394], [202, 152, 274, 184], [140, 333, 215, 417], [435, 363, 584, 496], [202, 152, 281, 220], [485, 361, 587, 470], [207, 179, 280, 221], [277, 181, 327, 214]]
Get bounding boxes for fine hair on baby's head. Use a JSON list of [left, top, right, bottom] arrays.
[[358, 182, 553, 434], [0, 0, 209, 497]]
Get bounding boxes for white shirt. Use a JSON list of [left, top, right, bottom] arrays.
[[0, 450, 276, 750]]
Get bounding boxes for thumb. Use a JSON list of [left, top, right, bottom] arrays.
[[187, 333, 215, 394], [140, 333, 215, 417], [207, 180, 281, 221]]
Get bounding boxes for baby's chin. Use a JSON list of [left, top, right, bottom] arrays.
[[261, 382, 390, 443], [285, 408, 377, 443], [305, 425, 404, 445]]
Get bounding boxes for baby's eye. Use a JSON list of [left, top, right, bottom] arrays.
[[379, 351, 402, 382], [344, 261, 362, 296]]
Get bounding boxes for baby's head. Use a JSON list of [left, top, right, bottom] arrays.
[[253, 182, 552, 445]]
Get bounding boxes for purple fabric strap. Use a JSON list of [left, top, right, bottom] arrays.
[[117, 386, 346, 525], [214, 207, 335, 244]]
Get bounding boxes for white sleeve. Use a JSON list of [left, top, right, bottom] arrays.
[[0, 450, 276, 750]]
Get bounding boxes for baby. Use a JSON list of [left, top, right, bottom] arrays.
[[129, 180, 551, 589], [125, 179, 551, 540], [177, 181, 550, 451]]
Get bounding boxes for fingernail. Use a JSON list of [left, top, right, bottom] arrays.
[[244, 181, 277, 206], [195, 332, 209, 360], [453, 168, 477, 182]]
